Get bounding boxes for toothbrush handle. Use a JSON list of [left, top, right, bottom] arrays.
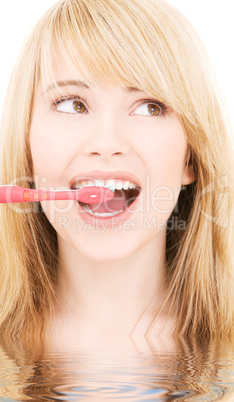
[[0, 186, 114, 204], [0, 186, 47, 203]]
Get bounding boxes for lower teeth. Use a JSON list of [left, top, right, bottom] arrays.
[[82, 205, 123, 217]]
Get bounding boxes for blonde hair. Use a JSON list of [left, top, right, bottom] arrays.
[[0, 0, 233, 341]]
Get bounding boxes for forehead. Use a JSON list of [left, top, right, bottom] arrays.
[[44, 79, 144, 95], [44, 51, 142, 80], [39, 55, 156, 101]]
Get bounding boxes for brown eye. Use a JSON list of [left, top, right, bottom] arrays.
[[134, 101, 164, 117], [73, 101, 86, 113], [55, 98, 87, 114], [147, 104, 161, 116]]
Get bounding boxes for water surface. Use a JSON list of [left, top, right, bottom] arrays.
[[0, 337, 233, 401]]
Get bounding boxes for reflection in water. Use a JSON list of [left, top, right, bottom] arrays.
[[0, 337, 233, 401]]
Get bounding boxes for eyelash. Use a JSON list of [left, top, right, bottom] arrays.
[[51, 95, 87, 108], [51, 95, 168, 117]]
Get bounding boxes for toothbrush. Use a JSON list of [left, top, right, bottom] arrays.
[[0, 185, 114, 204]]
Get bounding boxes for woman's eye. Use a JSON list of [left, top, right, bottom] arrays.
[[53, 98, 165, 116], [134, 102, 163, 117], [56, 99, 87, 114]]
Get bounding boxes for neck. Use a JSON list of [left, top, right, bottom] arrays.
[[53, 233, 167, 338]]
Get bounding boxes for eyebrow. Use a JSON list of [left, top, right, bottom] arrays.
[[44, 80, 142, 94]]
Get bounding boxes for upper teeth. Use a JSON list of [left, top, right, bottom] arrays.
[[73, 179, 138, 191]]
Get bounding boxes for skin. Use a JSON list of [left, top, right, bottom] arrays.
[[30, 62, 195, 350]]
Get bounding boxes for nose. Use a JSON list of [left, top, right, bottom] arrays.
[[82, 115, 130, 159]]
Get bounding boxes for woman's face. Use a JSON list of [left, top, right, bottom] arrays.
[[30, 62, 194, 262]]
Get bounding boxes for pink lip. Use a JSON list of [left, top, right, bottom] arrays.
[[69, 170, 142, 188]]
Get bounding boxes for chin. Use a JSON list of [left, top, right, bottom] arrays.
[[69, 235, 139, 263]]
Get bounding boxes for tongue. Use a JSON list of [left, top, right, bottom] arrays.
[[87, 190, 126, 213]]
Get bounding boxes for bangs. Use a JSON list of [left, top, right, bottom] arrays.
[[38, 0, 190, 112], [35, 0, 215, 145]]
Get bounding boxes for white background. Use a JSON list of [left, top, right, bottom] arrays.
[[0, 0, 233, 132]]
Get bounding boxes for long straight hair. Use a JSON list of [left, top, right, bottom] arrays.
[[0, 0, 233, 340]]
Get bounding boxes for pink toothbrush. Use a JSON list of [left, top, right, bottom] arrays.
[[0, 185, 114, 204]]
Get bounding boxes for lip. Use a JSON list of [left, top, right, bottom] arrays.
[[69, 170, 142, 188]]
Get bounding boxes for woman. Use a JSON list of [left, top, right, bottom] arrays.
[[0, 0, 233, 348]]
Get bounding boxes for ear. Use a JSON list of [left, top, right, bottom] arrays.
[[182, 149, 197, 186], [182, 164, 196, 185]]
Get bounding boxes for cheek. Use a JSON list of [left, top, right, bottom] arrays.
[[139, 119, 187, 212], [142, 120, 187, 180], [30, 113, 72, 183], [156, 133, 187, 180]]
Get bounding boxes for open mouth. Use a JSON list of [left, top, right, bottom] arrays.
[[71, 180, 141, 218]]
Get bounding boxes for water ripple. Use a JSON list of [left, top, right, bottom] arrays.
[[0, 339, 233, 401]]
